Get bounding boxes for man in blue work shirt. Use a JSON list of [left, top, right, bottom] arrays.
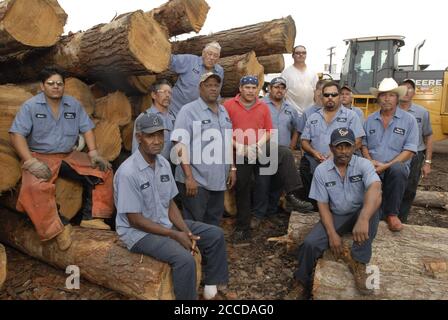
[[362, 78, 419, 232], [169, 41, 224, 116], [300, 82, 365, 208], [252, 77, 312, 224], [290, 128, 382, 299], [131, 79, 176, 161], [340, 85, 365, 124], [114, 113, 229, 300], [398, 79, 433, 223], [296, 79, 327, 135], [171, 72, 236, 227]]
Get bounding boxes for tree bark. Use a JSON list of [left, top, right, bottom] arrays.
[[286, 212, 448, 300], [94, 91, 132, 127], [219, 51, 264, 97], [0, 243, 6, 289], [0, 139, 21, 193], [0, 84, 33, 141], [413, 191, 448, 210], [92, 120, 122, 162], [257, 54, 285, 74], [0, 10, 171, 84], [0, 208, 202, 300], [148, 0, 210, 37], [172, 16, 296, 58], [0, 0, 67, 55]]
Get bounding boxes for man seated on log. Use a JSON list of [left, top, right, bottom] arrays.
[[131, 79, 176, 162], [224, 75, 314, 243], [171, 72, 236, 227], [9, 66, 114, 251], [300, 82, 365, 210], [169, 41, 224, 116], [289, 128, 382, 299], [114, 113, 229, 300], [362, 78, 418, 232]]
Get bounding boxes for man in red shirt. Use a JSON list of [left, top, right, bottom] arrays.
[[224, 76, 313, 242]]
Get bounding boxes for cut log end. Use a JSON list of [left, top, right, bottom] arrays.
[[0, 243, 6, 289], [64, 78, 96, 116], [0, 140, 21, 193], [93, 120, 122, 162], [183, 0, 210, 33], [129, 12, 171, 74], [2, 0, 67, 48], [55, 178, 83, 221]]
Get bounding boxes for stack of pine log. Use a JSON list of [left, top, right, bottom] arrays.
[[0, 0, 294, 299]]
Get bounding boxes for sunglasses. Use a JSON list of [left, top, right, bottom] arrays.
[[45, 80, 64, 87], [323, 93, 339, 98]]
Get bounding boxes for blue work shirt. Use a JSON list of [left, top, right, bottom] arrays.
[[302, 106, 365, 157], [170, 54, 224, 116], [263, 95, 300, 146], [171, 98, 233, 191], [310, 155, 381, 216], [403, 104, 433, 151], [9, 93, 94, 153], [114, 151, 178, 250], [362, 107, 419, 164], [297, 104, 321, 133], [131, 107, 176, 160], [344, 105, 365, 125]]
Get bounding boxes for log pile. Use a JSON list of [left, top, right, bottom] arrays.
[[0, 243, 5, 289], [286, 212, 448, 300]]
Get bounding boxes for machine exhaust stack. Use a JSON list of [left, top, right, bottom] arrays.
[[413, 40, 426, 71]]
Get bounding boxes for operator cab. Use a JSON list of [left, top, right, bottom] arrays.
[[340, 35, 405, 94]]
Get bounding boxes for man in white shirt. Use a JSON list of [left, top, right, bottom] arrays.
[[281, 45, 318, 114]]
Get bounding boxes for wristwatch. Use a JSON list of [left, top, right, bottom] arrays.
[[424, 160, 432, 165]]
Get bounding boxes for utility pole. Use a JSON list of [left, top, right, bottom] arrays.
[[328, 46, 336, 73]]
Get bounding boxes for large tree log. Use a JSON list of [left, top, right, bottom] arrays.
[[219, 51, 264, 97], [92, 120, 122, 162], [287, 212, 448, 300], [121, 121, 135, 152], [172, 16, 296, 58], [65, 78, 96, 116], [94, 91, 132, 126], [55, 178, 83, 221], [0, 84, 33, 141], [0, 208, 202, 300], [0, 139, 21, 193], [257, 54, 285, 74], [0, 10, 171, 84], [129, 95, 152, 118], [0, 243, 6, 289], [0, 0, 67, 56], [413, 190, 448, 210], [148, 0, 210, 37]]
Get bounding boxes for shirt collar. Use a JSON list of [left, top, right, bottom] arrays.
[[198, 97, 225, 113], [199, 57, 220, 73], [135, 149, 166, 172], [265, 95, 289, 110], [327, 155, 356, 172], [35, 92, 72, 107], [375, 106, 403, 120], [317, 105, 345, 117]]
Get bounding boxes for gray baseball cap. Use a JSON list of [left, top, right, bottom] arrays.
[[135, 113, 165, 134]]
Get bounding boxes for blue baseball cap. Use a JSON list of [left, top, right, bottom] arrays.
[[240, 75, 259, 86], [330, 128, 355, 146]]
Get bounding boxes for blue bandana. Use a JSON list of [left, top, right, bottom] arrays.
[[240, 75, 259, 86]]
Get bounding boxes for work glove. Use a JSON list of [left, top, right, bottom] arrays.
[[88, 150, 111, 172], [22, 158, 52, 181]]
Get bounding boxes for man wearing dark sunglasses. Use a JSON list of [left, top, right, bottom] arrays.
[[300, 82, 365, 208]]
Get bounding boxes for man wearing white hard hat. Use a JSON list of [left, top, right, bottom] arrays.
[[361, 78, 419, 232]]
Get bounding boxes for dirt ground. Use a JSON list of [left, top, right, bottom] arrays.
[[1, 151, 447, 300]]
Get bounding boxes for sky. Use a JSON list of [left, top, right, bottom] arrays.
[[58, 0, 447, 75]]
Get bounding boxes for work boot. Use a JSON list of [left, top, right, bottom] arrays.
[[56, 224, 72, 251], [284, 279, 309, 300], [344, 252, 374, 296], [232, 229, 251, 243], [285, 193, 314, 212], [0, 244, 6, 289], [386, 215, 403, 232], [80, 219, 111, 230]]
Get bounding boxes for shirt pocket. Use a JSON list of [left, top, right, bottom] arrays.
[[63, 118, 79, 136], [390, 132, 406, 152], [157, 182, 171, 208], [366, 131, 380, 148], [32, 117, 52, 138]]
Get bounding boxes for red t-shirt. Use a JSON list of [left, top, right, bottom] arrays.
[[224, 95, 273, 145]]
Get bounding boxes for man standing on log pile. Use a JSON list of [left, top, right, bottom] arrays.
[[362, 78, 419, 232], [131, 79, 176, 162], [398, 79, 433, 223], [9, 66, 114, 251], [281, 45, 318, 114], [171, 72, 236, 227], [224, 76, 313, 243], [251, 77, 312, 227], [169, 41, 224, 116], [289, 128, 382, 299], [114, 113, 229, 300]]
